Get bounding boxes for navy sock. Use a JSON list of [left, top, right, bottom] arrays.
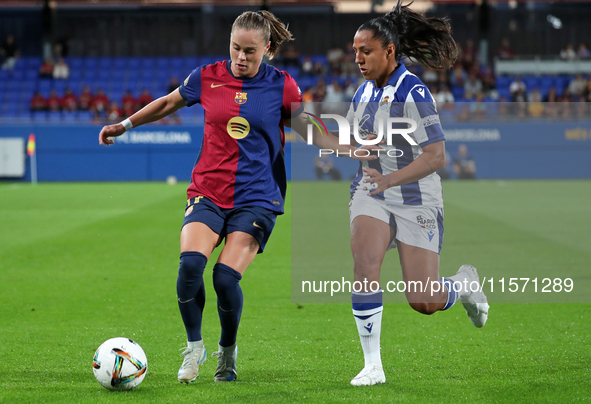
[[177, 251, 207, 341], [212, 263, 243, 348]]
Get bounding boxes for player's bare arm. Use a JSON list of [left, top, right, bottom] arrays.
[[363, 140, 445, 195], [99, 89, 186, 146]]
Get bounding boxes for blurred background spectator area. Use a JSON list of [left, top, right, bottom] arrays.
[[1, 0, 591, 123]]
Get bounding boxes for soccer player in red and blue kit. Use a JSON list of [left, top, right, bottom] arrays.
[[99, 10, 373, 383]]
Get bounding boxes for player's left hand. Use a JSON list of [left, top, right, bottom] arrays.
[[362, 167, 392, 196]]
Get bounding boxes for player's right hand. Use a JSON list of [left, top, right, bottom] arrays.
[[351, 144, 382, 161], [99, 123, 125, 146]]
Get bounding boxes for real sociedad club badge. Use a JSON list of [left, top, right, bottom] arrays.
[[379, 95, 390, 110], [235, 92, 247, 104]]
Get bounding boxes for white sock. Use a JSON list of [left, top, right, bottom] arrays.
[[448, 271, 471, 298], [353, 309, 383, 368]]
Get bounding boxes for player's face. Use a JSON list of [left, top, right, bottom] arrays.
[[230, 28, 270, 78], [353, 30, 396, 87]]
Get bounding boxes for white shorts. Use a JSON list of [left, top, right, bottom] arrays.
[[349, 191, 444, 254]]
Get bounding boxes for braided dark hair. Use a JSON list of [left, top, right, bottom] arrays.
[[232, 10, 294, 59], [357, 0, 459, 70]]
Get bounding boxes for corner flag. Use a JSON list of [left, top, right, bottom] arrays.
[[27, 134, 36, 156]]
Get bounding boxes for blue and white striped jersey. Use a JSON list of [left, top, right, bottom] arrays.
[[348, 63, 445, 207]]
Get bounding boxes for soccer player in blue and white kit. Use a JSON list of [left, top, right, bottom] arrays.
[[346, 3, 489, 386], [99, 11, 372, 384]]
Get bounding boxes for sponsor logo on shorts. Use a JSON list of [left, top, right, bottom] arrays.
[[416, 215, 436, 230]]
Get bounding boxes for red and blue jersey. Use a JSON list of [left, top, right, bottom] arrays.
[[179, 60, 302, 214]]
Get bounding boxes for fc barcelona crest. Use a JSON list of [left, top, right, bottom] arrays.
[[235, 92, 247, 104]]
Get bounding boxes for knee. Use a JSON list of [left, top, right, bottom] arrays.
[[212, 263, 242, 293], [179, 251, 208, 281], [409, 301, 440, 315], [353, 256, 382, 283]]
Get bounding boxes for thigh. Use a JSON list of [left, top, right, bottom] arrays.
[[350, 215, 395, 286], [217, 205, 277, 274], [225, 206, 277, 254], [217, 231, 260, 275], [181, 196, 225, 257], [180, 222, 222, 258], [397, 241, 444, 305]]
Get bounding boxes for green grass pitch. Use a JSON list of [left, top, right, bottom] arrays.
[[0, 180, 589, 403]]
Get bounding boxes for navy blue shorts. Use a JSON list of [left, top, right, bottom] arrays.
[[182, 196, 277, 253]]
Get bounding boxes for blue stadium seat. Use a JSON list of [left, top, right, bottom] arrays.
[[32, 111, 47, 121], [498, 88, 510, 100], [68, 58, 84, 69], [63, 111, 77, 123], [25, 70, 38, 81], [141, 58, 156, 69], [77, 111, 92, 121], [555, 76, 569, 92], [171, 57, 184, 69], [99, 58, 113, 69], [284, 67, 300, 79], [11, 70, 25, 81], [157, 58, 169, 70], [84, 70, 98, 81], [69, 70, 82, 81], [452, 86, 465, 100], [54, 81, 67, 93], [48, 112, 62, 122], [311, 55, 327, 65], [495, 75, 512, 90], [186, 57, 200, 68], [523, 76, 539, 90], [128, 57, 141, 69], [84, 57, 100, 68], [114, 58, 127, 70]]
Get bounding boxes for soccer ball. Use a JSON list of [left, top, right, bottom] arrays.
[[92, 337, 148, 391]]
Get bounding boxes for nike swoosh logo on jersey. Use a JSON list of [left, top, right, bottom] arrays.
[[253, 221, 263, 229], [211, 83, 225, 88]]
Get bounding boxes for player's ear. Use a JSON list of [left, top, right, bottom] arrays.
[[386, 44, 395, 59], [265, 41, 271, 53]]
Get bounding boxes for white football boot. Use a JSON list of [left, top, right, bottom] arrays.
[[178, 340, 207, 383], [457, 265, 489, 328], [350, 365, 386, 386]]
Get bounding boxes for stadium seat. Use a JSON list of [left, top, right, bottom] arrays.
[[523, 76, 539, 90], [128, 57, 141, 69], [452, 86, 465, 100], [48, 112, 62, 122], [31, 111, 47, 121], [84, 57, 100, 69], [141, 58, 156, 69], [69, 58, 84, 69], [157, 58, 170, 70], [99, 58, 113, 69], [63, 111, 77, 123]]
